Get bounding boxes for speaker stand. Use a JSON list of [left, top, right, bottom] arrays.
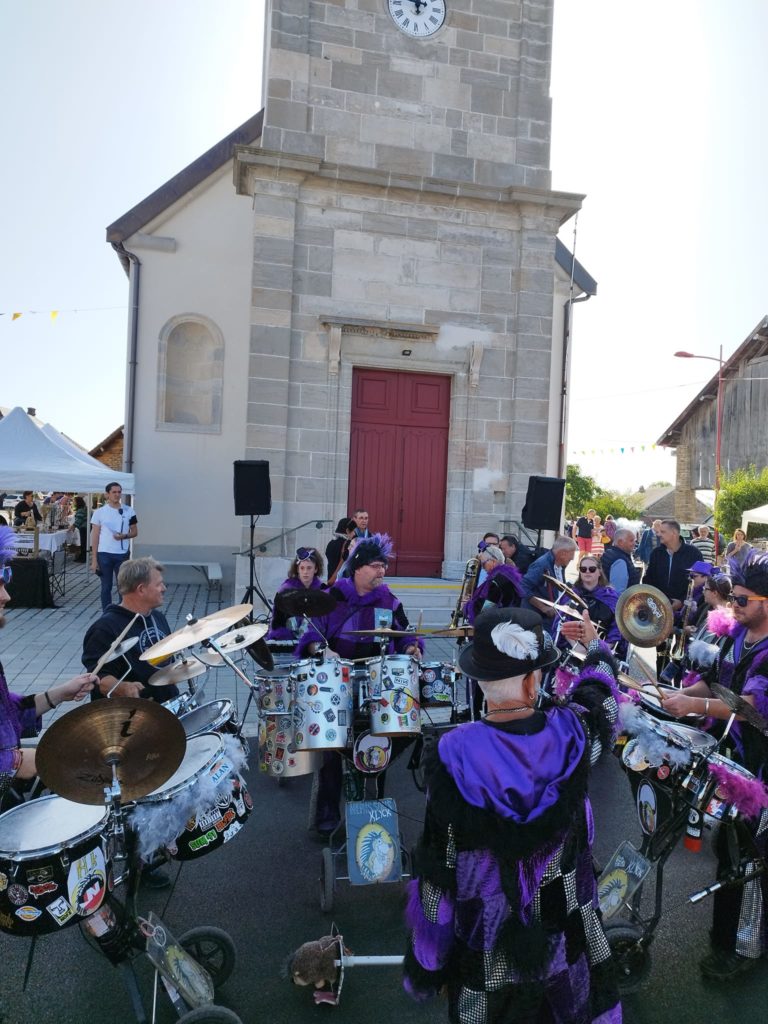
[[240, 515, 272, 620]]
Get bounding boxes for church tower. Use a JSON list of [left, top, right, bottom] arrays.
[[235, 0, 582, 576]]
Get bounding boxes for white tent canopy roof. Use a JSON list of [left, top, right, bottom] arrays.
[[0, 407, 134, 493], [741, 504, 768, 532]]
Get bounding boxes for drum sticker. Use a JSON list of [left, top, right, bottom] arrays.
[[45, 896, 75, 927], [317, 672, 328, 683], [8, 884, 29, 906], [637, 781, 658, 835], [214, 810, 236, 833], [28, 882, 58, 900], [196, 807, 226, 832], [370, 669, 377, 681], [422, 669, 437, 683], [287, 742, 297, 754], [656, 765, 670, 781], [275, 747, 285, 761], [346, 798, 400, 885], [294, 707, 306, 729], [25, 864, 54, 885], [337, 711, 348, 727], [279, 716, 292, 730], [339, 683, 347, 693], [222, 821, 242, 844], [271, 760, 284, 776], [325, 728, 337, 742], [276, 732, 287, 745], [341, 666, 349, 683], [188, 830, 218, 853], [15, 906, 42, 922], [233, 783, 247, 818], [324, 709, 336, 723], [308, 684, 318, 696], [298, 684, 306, 697], [210, 760, 234, 786], [295, 731, 304, 746], [331, 694, 341, 706], [68, 848, 107, 916], [380, 713, 390, 723], [0, 872, 7, 892]]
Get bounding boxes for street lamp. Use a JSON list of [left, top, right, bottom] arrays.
[[674, 347, 724, 558]]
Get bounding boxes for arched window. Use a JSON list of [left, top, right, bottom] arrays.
[[157, 315, 224, 432]]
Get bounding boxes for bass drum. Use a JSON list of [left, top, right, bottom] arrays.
[[0, 796, 111, 937]]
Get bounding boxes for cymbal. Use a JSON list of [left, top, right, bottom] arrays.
[[247, 637, 274, 672], [139, 603, 254, 661], [543, 575, 588, 609], [426, 626, 475, 638], [712, 684, 768, 736], [275, 589, 337, 618], [346, 628, 420, 638], [536, 598, 584, 621], [212, 622, 268, 655], [193, 647, 225, 668], [147, 658, 208, 687], [101, 636, 140, 662], [36, 698, 186, 804]]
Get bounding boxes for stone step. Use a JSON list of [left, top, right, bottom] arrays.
[[391, 578, 461, 627]]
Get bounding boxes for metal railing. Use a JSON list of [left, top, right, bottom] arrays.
[[236, 519, 334, 558], [497, 520, 541, 549]]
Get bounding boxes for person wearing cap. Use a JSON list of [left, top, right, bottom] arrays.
[[0, 526, 95, 808], [663, 563, 768, 980], [297, 534, 423, 836], [267, 547, 326, 643], [325, 518, 356, 585], [403, 606, 623, 1021]]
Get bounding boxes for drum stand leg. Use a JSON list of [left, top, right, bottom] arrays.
[[118, 961, 149, 1024]]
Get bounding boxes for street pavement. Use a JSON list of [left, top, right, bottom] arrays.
[[1, 568, 766, 1022]]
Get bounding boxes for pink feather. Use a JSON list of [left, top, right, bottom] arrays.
[[708, 763, 768, 819], [554, 667, 575, 698], [707, 607, 738, 638]]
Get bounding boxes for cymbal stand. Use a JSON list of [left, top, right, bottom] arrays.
[[205, 636, 261, 741], [104, 759, 128, 873], [106, 655, 135, 698]]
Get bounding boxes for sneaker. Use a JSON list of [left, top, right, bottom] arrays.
[[140, 865, 172, 890], [700, 949, 760, 981]]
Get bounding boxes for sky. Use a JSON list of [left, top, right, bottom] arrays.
[[2, 1, 766, 496]]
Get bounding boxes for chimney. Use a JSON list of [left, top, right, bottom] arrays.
[[26, 407, 36, 417]]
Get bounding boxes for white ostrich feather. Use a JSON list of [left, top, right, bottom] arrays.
[[688, 639, 720, 669], [490, 622, 539, 659]]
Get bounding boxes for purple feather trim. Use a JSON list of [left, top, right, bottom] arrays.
[[405, 880, 455, 972], [555, 667, 576, 698], [681, 670, 702, 689], [707, 607, 738, 638], [0, 525, 15, 563], [708, 762, 768, 819]]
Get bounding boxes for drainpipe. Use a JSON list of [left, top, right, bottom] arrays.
[[111, 242, 140, 474], [558, 293, 591, 479]]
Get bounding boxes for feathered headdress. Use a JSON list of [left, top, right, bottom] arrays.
[[342, 532, 396, 575], [0, 526, 15, 564]]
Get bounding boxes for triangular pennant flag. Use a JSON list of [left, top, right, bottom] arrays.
[[12, 312, 22, 321], [50, 310, 59, 323]]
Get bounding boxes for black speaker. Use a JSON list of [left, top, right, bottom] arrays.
[[521, 475, 566, 532], [233, 460, 271, 516]]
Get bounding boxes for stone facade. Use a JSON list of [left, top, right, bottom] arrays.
[[236, 0, 583, 576]]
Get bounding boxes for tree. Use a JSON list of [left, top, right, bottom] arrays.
[[592, 491, 645, 521], [565, 464, 601, 520], [716, 465, 768, 537]]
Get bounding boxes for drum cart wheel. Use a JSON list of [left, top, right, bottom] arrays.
[[176, 1006, 243, 1023], [179, 927, 237, 988], [603, 922, 651, 993], [320, 846, 336, 912]]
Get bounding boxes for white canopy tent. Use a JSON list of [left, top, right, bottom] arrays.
[[0, 407, 134, 493], [741, 504, 768, 533]]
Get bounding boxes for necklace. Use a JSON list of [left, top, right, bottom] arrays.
[[483, 706, 532, 718]]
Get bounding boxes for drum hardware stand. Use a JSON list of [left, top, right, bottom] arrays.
[[204, 635, 261, 742]]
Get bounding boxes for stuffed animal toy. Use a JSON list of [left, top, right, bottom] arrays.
[[284, 934, 347, 1005]]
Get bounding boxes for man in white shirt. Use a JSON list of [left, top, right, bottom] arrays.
[[90, 482, 138, 610]]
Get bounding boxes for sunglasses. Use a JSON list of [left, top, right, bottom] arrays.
[[732, 594, 768, 607], [0, 566, 12, 585], [580, 566, 598, 574], [296, 548, 316, 561]]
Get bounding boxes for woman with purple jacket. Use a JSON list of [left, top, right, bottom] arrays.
[[267, 547, 325, 643], [556, 554, 627, 659]]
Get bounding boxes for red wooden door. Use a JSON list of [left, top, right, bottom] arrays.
[[348, 369, 450, 576]]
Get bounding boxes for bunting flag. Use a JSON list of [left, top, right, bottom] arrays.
[[1, 305, 125, 319], [568, 443, 667, 457], [50, 311, 58, 323], [11, 312, 22, 321]]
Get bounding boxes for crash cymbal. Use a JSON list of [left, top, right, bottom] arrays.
[[275, 589, 338, 618], [536, 598, 584, 621], [426, 626, 475, 638], [36, 698, 186, 804], [139, 603, 254, 661], [346, 627, 421, 638], [212, 622, 269, 654], [712, 683, 768, 736], [147, 658, 209, 687], [543, 575, 588, 609]]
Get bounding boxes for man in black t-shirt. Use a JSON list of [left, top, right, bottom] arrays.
[[574, 509, 595, 554]]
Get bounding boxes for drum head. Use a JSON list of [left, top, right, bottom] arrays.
[[179, 700, 232, 737], [0, 796, 106, 856], [144, 734, 223, 799], [662, 722, 717, 755]]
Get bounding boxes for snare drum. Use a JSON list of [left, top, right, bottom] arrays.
[[179, 699, 239, 739], [131, 734, 251, 861], [419, 662, 456, 725], [292, 657, 354, 750], [368, 654, 421, 737], [0, 796, 111, 936]]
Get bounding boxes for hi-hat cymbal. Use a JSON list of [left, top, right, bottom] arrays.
[[426, 625, 475, 638], [712, 683, 768, 736], [275, 589, 337, 618], [535, 598, 584, 621], [147, 658, 209, 687], [346, 627, 420, 638], [543, 575, 588, 609], [36, 698, 186, 804], [213, 622, 269, 655], [139, 603, 254, 661]]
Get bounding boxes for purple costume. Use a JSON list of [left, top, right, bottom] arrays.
[[555, 584, 626, 659], [404, 642, 622, 1024], [466, 564, 524, 625], [0, 666, 40, 802], [267, 576, 324, 642]]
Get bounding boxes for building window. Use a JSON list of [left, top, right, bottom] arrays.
[[157, 315, 224, 432]]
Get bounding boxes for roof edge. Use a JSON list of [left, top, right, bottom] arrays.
[[555, 238, 597, 296]]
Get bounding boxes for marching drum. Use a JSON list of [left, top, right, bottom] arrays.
[[367, 654, 421, 738], [419, 662, 456, 725], [291, 657, 354, 751], [0, 796, 112, 936], [179, 699, 240, 740], [131, 734, 251, 861], [257, 667, 321, 777], [684, 752, 758, 822]]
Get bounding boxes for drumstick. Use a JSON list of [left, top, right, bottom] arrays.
[[618, 674, 665, 701], [93, 613, 140, 675], [633, 657, 659, 686]]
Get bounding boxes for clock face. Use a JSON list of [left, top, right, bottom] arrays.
[[387, 0, 446, 38]]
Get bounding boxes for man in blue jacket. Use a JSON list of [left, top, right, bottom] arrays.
[[521, 536, 577, 618]]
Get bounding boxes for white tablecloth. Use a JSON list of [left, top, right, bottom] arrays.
[[12, 530, 70, 554]]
